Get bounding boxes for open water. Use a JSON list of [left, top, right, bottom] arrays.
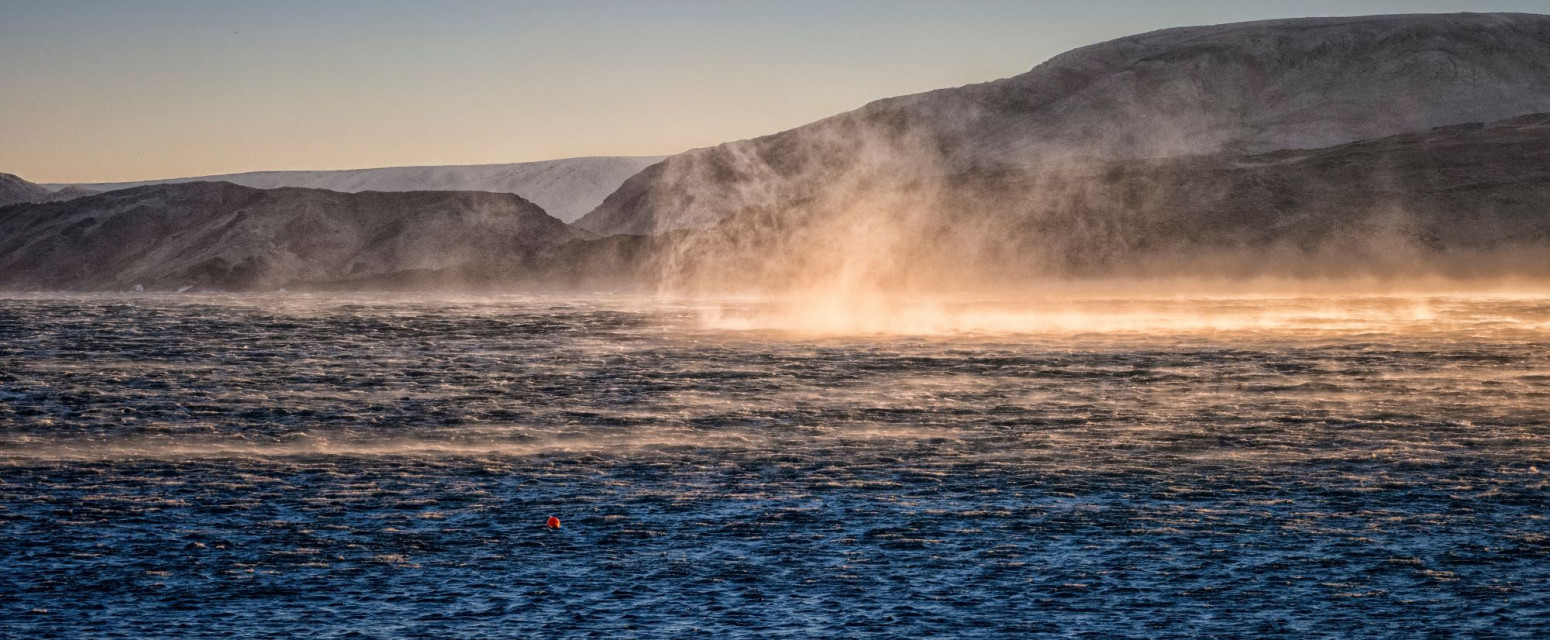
[[1, 292, 1548, 638]]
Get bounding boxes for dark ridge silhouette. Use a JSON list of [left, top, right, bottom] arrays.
[[0, 182, 594, 290]]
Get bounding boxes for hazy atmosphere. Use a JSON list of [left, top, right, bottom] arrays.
[[4, 0, 1547, 182], [6, 3, 1550, 638]]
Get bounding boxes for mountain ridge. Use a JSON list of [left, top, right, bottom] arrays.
[[0, 182, 592, 290], [0, 173, 98, 207], [651, 112, 1550, 291], [576, 12, 1550, 236], [47, 155, 666, 223]]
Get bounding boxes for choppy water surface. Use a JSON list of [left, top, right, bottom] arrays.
[[2, 292, 1549, 638]]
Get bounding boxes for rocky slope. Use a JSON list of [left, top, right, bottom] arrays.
[[577, 13, 1550, 236], [50, 156, 666, 223], [0, 183, 596, 290]]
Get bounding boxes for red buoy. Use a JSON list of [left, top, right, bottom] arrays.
[[546, 516, 561, 529]]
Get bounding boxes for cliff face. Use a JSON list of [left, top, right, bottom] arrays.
[[577, 13, 1550, 236], [0, 182, 590, 290]]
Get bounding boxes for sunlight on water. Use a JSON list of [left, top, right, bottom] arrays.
[[696, 289, 1550, 339]]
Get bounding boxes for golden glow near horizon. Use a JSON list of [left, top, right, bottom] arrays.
[[3, 0, 1545, 183], [696, 288, 1550, 338]]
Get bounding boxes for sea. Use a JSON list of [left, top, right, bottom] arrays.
[[2, 292, 1547, 638]]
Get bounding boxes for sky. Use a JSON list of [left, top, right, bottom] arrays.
[[3, 0, 1547, 183]]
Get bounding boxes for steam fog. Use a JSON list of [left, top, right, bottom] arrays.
[[633, 110, 1550, 336], [10, 12, 1550, 639], [561, 14, 1550, 338]]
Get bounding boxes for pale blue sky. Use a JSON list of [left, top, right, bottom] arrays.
[[3, 0, 1545, 182]]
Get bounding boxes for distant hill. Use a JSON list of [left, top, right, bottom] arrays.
[[0, 182, 595, 290], [48, 156, 666, 223], [0, 173, 97, 207], [577, 13, 1550, 236], [12, 14, 1550, 292], [0, 174, 49, 207]]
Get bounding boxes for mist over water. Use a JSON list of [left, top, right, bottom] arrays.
[[3, 292, 1549, 636], [686, 279, 1550, 337], [8, 10, 1550, 638]]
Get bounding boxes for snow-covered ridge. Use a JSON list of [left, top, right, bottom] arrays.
[[47, 156, 666, 223]]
